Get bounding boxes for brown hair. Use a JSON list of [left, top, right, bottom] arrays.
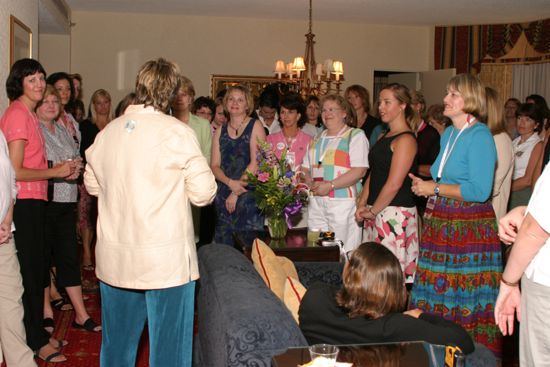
[[426, 104, 451, 128], [135, 58, 181, 114], [380, 83, 415, 129], [177, 75, 196, 100], [446, 74, 486, 121], [222, 85, 254, 116], [345, 84, 371, 113], [336, 242, 406, 319], [484, 87, 506, 136], [320, 94, 356, 127]]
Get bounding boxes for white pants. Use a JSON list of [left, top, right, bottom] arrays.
[[307, 196, 362, 252], [520, 274, 550, 367], [0, 239, 37, 367]]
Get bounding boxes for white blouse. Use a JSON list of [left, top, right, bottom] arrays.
[[512, 133, 541, 180]]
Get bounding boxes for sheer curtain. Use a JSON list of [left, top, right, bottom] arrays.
[[511, 63, 550, 101]]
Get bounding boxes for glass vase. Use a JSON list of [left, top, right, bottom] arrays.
[[267, 216, 288, 240]]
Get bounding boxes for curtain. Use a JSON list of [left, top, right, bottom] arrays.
[[479, 64, 513, 100], [511, 63, 550, 101], [435, 18, 550, 74]]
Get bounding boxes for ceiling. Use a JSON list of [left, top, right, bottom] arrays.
[[41, 0, 550, 34]]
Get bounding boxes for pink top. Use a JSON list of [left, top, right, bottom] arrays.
[[267, 129, 312, 167], [0, 100, 48, 200]]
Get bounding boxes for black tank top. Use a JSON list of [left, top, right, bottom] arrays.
[[367, 131, 417, 207]]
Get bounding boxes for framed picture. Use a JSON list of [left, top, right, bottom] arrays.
[[10, 15, 32, 67], [210, 75, 277, 99]]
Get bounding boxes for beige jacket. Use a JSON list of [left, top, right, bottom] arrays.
[[84, 105, 217, 289]]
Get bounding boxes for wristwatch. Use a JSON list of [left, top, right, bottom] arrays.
[[434, 184, 440, 197]]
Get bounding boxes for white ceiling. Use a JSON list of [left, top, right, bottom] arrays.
[[42, 0, 550, 34]]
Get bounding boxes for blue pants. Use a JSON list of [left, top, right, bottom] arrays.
[[99, 281, 196, 367]]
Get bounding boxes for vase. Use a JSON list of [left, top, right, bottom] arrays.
[[267, 216, 288, 240]]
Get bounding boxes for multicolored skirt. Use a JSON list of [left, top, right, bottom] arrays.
[[409, 197, 502, 358], [363, 206, 418, 283]]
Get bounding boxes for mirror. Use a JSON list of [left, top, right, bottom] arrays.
[[10, 15, 32, 67]]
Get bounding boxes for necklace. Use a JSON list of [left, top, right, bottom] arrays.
[[230, 118, 248, 135]]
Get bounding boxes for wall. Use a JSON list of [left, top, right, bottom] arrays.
[[39, 33, 70, 74], [68, 11, 432, 106], [0, 0, 39, 111]]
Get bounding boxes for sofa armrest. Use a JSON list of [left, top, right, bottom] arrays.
[[295, 261, 343, 288]]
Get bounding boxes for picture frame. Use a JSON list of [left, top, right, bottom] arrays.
[[10, 15, 32, 67], [210, 74, 277, 99]]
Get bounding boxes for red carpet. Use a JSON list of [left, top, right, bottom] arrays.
[[33, 270, 150, 367]]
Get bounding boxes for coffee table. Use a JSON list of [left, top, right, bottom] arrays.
[[233, 228, 340, 262], [272, 341, 444, 367]]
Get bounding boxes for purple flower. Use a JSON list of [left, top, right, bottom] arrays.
[[258, 172, 270, 183]]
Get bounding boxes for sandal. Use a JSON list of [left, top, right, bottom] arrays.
[[51, 297, 73, 311], [43, 317, 55, 334], [36, 345, 67, 363], [72, 318, 101, 332], [49, 338, 68, 349]]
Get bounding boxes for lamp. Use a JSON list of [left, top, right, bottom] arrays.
[[272, 0, 344, 96]]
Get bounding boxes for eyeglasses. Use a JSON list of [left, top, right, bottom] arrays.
[[321, 107, 342, 114]]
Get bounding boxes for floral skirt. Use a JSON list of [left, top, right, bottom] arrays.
[[409, 196, 502, 358], [78, 183, 97, 230], [363, 206, 418, 283]]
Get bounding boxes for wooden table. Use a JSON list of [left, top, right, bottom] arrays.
[[272, 341, 440, 367], [233, 228, 341, 262]]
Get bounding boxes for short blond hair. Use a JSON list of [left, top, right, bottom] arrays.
[[320, 94, 356, 127], [177, 75, 196, 99], [447, 74, 486, 121], [36, 84, 63, 120], [135, 58, 181, 114], [223, 85, 254, 116]]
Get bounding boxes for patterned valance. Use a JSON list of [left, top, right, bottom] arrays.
[[435, 18, 550, 74]]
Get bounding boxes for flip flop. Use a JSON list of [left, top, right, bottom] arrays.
[[50, 338, 68, 349], [51, 297, 73, 311], [72, 318, 101, 332]]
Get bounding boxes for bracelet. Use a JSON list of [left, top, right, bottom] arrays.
[[501, 276, 519, 287], [329, 181, 336, 191]]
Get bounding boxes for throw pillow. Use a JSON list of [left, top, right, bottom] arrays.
[[251, 238, 298, 299], [284, 276, 307, 323]]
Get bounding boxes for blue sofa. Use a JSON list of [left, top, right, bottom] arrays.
[[193, 244, 343, 367], [193, 244, 496, 367]]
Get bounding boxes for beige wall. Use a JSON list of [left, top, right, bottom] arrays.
[[68, 11, 433, 107], [0, 0, 39, 111], [39, 33, 71, 75]]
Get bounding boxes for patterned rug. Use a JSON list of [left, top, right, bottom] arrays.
[[33, 270, 150, 367]]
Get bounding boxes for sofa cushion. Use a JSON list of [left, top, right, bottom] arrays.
[[196, 244, 307, 367], [251, 238, 299, 299], [284, 276, 307, 323]]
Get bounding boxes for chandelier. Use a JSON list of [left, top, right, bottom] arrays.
[[273, 0, 344, 97]]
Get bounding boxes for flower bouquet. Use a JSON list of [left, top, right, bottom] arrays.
[[246, 140, 309, 239]]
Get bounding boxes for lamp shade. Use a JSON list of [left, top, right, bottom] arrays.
[[332, 61, 344, 75], [292, 57, 306, 71], [274, 60, 286, 73]]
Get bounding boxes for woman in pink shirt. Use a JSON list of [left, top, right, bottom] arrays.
[[266, 94, 312, 169], [0, 59, 76, 363]]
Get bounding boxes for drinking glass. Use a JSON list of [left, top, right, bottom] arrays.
[[308, 344, 339, 367], [307, 228, 321, 246]]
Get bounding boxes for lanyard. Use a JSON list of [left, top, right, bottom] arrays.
[[436, 115, 474, 182], [315, 125, 349, 165]]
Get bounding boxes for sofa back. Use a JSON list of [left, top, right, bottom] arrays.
[[195, 244, 307, 367]]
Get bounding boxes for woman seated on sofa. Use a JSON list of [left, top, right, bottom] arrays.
[[298, 242, 474, 354]]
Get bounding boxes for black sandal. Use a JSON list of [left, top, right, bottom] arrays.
[[51, 297, 73, 311], [72, 318, 101, 332]]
